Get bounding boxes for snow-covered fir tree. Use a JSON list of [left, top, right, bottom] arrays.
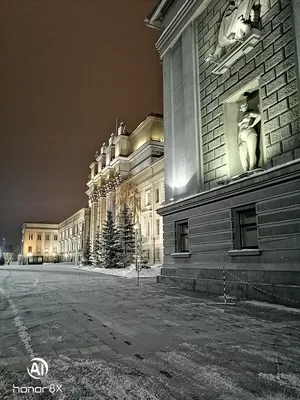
[[92, 228, 102, 266], [119, 205, 135, 268], [82, 236, 92, 266], [100, 211, 123, 268]]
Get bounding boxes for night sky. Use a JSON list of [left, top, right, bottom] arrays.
[[0, 0, 162, 249]]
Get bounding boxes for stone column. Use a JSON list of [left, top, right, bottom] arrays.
[[106, 190, 116, 221], [97, 187, 107, 234], [90, 191, 99, 251]]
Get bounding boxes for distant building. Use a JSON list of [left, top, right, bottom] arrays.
[[21, 222, 59, 262], [58, 208, 90, 264], [146, 0, 300, 305], [86, 113, 165, 264], [1, 243, 14, 264], [20, 114, 165, 266]]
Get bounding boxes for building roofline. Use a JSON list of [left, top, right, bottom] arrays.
[[129, 112, 163, 137], [23, 221, 59, 226], [145, 0, 174, 29]]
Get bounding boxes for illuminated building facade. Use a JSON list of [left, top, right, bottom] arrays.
[[146, 0, 300, 305], [58, 208, 90, 264], [21, 222, 59, 262], [86, 113, 165, 264]]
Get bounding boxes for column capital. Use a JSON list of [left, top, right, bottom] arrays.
[[90, 190, 99, 203], [97, 186, 106, 198]]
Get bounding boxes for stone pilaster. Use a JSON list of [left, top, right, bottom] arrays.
[[106, 191, 116, 221], [90, 191, 99, 251], [97, 187, 107, 234]]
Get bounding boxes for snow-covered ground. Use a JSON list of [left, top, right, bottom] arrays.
[[73, 263, 162, 278]]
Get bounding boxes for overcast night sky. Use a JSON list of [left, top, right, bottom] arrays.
[[0, 0, 163, 248]]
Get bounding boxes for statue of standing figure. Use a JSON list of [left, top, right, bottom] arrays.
[[117, 122, 127, 136], [109, 133, 115, 146], [100, 142, 106, 154], [238, 102, 261, 172]]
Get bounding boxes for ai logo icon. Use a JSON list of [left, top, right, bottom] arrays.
[[27, 357, 49, 380]]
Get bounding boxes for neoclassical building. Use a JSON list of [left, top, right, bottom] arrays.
[[146, 0, 300, 305], [21, 222, 59, 262], [21, 115, 165, 266], [58, 208, 90, 264], [86, 113, 165, 264]]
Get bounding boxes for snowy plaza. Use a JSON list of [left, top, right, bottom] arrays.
[[0, 263, 300, 399]]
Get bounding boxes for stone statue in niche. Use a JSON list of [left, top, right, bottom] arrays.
[[238, 101, 261, 171], [209, 0, 260, 60], [100, 142, 106, 154], [117, 122, 127, 136]]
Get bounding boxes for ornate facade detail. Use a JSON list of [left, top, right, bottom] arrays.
[[104, 172, 126, 193], [100, 142, 106, 154], [212, 0, 260, 60], [206, 0, 261, 73], [238, 99, 261, 172], [97, 186, 106, 198], [114, 171, 125, 186], [117, 122, 127, 136], [90, 190, 99, 203], [105, 179, 116, 193], [109, 133, 116, 145]]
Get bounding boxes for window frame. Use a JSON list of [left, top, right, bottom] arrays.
[[175, 219, 189, 253], [155, 188, 160, 203], [156, 219, 160, 236], [233, 204, 259, 250]]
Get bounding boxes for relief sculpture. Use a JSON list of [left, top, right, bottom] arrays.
[[209, 0, 260, 61]]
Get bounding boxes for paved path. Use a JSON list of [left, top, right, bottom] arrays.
[[0, 264, 300, 399]]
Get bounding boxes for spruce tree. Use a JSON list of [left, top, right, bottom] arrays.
[[82, 236, 92, 266], [100, 211, 123, 268], [92, 229, 102, 266], [119, 205, 135, 268]]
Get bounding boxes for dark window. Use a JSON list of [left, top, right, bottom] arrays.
[[45, 234, 50, 241], [54, 235, 58, 241], [234, 205, 258, 249], [175, 220, 189, 253], [28, 246, 32, 253], [156, 219, 160, 236], [37, 234, 42, 241], [156, 188, 160, 203]]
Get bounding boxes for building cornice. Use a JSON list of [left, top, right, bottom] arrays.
[[157, 160, 300, 216], [145, 0, 168, 29], [155, 0, 212, 58]]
